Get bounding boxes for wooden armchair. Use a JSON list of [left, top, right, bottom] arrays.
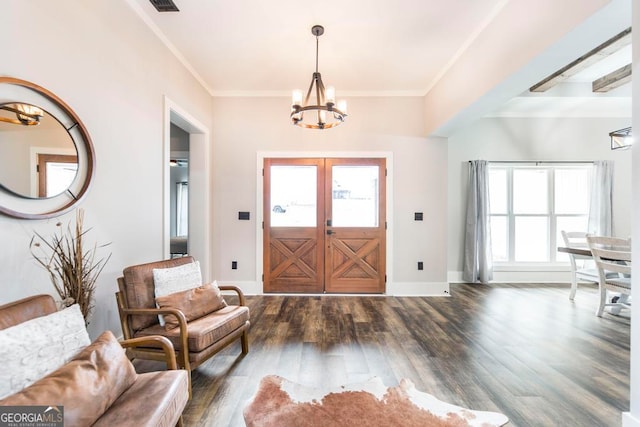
[[586, 235, 631, 317], [115, 257, 250, 395]]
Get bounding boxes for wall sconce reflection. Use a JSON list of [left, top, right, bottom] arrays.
[[0, 103, 44, 126]]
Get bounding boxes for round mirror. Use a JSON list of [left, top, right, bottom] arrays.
[[0, 77, 94, 219]]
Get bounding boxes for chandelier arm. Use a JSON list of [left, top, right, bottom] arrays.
[[315, 75, 323, 126], [304, 76, 315, 107]]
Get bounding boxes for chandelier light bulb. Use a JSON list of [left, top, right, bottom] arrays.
[[292, 90, 303, 107], [337, 99, 347, 114], [326, 86, 335, 105]]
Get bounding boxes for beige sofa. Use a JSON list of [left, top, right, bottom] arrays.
[[0, 295, 189, 427]]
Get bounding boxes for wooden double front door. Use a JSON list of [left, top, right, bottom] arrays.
[[263, 158, 386, 294]]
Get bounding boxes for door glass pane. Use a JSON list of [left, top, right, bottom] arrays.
[[270, 165, 316, 227], [489, 168, 508, 214], [490, 215, 508, 262], [513, 169, 548, 214], [555, 168, 590, 214], [515, 216, 549, 262], [46, 162, 78, 197], [332, 165, 378, 227]]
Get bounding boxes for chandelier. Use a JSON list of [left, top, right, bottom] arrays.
[[291, 25, 347, 129]]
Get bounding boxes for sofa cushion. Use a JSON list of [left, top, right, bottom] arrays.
[[153, 260, 202, 326], [92, 370, 189, 427], [156, 281, 227, 330], [0, 304, 90, 399], [0, 330, 137, 427], [122, 256, 196, 332], [137, 305, 250, 352]]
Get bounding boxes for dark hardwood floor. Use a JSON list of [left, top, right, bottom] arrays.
[[150, 283, 631, 426]]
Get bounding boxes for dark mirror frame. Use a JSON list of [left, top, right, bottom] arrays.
[[0, 77, 95, 219]]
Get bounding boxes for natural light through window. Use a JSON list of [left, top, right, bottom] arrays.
[[489, 164, 591, 264]]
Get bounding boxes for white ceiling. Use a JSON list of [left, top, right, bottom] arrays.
[[126, 0, 631, 118]]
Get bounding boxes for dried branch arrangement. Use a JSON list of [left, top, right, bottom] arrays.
[[30, 209, 111, 324]]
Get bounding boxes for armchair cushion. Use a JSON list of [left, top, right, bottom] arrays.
[[155, 281, 227, 330], [137, 305, 250, 352], [0, 330, 137, 427], [0, 304, 90, 399]]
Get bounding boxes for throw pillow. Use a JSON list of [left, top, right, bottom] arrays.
[[0, 330, 137, 427], [155, 281, 227, 330], [153, 260, 202, 326], [0, 304, 90, 399]]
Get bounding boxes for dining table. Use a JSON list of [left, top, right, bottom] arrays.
[[557, 246, 592, 258]]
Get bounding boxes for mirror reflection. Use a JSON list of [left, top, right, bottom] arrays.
[[169, 122, 190, 258], [0, 103, 78, 199]]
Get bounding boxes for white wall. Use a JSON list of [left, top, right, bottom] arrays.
[[447, 116, 632, 282], [210, 96, 449, 295], [0, 0, 213, 338]]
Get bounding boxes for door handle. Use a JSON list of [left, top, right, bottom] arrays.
[[327, 229, 334, 235]]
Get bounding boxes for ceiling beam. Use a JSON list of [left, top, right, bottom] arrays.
[[592, 63, 632, 92], [529, 27, 631, 92]]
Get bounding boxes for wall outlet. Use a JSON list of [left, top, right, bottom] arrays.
[[417, 261, 423, 270], [232, 261, 238, 270]]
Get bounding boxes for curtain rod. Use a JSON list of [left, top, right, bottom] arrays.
[[468, 160, 595, 165]]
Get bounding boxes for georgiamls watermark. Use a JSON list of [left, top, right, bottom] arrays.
[[0, 406, 63, 427]]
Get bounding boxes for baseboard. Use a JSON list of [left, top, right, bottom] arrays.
[[623, 412, 640, 427], [219, 281, 450, 296], [386, 282, 450, 296]]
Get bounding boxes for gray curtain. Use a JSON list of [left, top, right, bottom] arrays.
[[588, 160, 613, 236], [463, 160, 493, 284]]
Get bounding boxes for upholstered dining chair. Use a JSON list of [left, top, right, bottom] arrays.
[[115, 257, 250, 395], [561, 230, 600, 300], [586, 235, 631, 317]]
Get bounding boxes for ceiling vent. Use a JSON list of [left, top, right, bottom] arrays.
[[149, 0, 179, 12]]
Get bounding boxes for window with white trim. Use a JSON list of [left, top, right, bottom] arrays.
[[488, 164, 592, 264]]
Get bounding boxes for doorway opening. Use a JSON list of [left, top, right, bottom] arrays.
[[163, 97, 211, 279], [263, 157, 387, 294]]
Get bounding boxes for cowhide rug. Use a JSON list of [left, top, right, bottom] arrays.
[[243, 375, 509, 427]]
